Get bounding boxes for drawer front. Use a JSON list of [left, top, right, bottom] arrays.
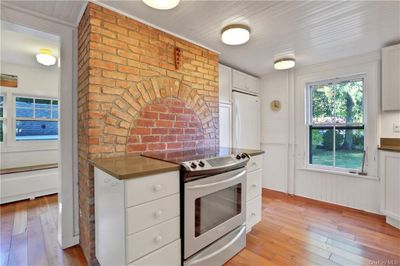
[[247, 169, 262, 201], [247, 155, 263, 173], [128, 239, 180, 266], [126, 171, 179, 207], [246, 196, 262, 230], [126, 217, 180, 263], [126, 193, 180, 235]]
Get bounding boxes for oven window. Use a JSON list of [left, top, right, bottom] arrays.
[[195, 184, 242, 237]]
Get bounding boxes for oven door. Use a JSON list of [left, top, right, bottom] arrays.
[[184, 167, 246, 259]]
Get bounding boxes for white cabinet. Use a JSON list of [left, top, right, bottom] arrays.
[[379, 151, 400, 229], [219, 64, 232, 103], [95, 168, 181, 266], [246, 154, 263, 232], [382, 44, 400, 111], [219, 103, 232, 147], [232, 69, 259, 95]]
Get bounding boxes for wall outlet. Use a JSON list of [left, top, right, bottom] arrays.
[[393, 122, 400, 133]]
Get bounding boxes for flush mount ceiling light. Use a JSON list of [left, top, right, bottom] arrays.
[[221, 24, 250, 45], [142, 0, 180, 10], [36, 48, 56, 66], [273, 58, 296, 70]]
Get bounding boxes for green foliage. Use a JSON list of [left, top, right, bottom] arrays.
[[322, 130, 344, 150]]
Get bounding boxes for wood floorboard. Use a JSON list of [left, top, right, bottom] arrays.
[[1, 190, 399, 266], [0, 195, 86, 266]]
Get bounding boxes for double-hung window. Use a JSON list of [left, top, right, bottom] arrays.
[[307, 76, 365, 171], [15, 96, 59, 141]]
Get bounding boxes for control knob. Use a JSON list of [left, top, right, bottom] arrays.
[[236, 154, 241, 160], [190, 162, 197, 169], [241, 153, 247, 159], [198, 161, 205, 167]]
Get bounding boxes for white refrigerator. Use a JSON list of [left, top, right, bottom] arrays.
[[232, 91, 261, 149]]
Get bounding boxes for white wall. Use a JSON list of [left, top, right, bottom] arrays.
[[380, 112, 400, 138], [261, 52, 382, 214], [0, 62, 60, 168]]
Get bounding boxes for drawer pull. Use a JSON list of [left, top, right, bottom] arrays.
[[111, 181, 118, 186], [251, 212, 257, 216], [153, 184, 162, 192], [154, 235, 163, 243], [104, 178, 110, 183], [252, 162, 257, 166], [251, 184, 257, 188], [154, 210, 163, 219]]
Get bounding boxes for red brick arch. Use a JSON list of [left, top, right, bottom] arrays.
[[103, 77, 217, 153]]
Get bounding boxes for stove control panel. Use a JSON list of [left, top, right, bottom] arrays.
[[182, 153, 250, 172]]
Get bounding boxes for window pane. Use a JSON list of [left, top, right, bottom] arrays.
[[35, 99, 52, 109], [311, 84, 335, 124], [0, 107, 3, 118], [0, 120, 3, 142], [16, 97, 33, 108], [334, 80, 364, 124], [52, 100, 58, 106], [335, 128, 364, 170], [52, 108, 59, 119], [35, 108, 52, 119], [16, 120, 58, 141], [16, 108, 34, 118], [310, 128, 334, 167]]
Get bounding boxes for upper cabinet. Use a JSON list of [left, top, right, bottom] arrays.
[[232, 70, 259, 96], [219, 64, 232, 103], [382, 44, 400, 111]]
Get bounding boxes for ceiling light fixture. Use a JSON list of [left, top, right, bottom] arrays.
[[221, 24, 250, 45], [273, 58, 296, 70], [142, 0, 180, 10], [36, 48, 56, 66]]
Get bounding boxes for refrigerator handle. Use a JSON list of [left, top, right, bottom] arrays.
[[234, 103, 240, 147]]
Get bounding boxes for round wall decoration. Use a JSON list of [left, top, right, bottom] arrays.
[[270, 100, 281, 111]]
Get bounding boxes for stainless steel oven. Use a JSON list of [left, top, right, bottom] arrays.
[[184, 167, 247, 265]]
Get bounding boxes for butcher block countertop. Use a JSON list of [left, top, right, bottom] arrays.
[[90, 155, 180, 180], [378, 138, 400, 153]]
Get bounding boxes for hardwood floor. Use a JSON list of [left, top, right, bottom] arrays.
[[0, 194, 87, 266], [1, 190, 399, 266], [226, 189, 400, 266]]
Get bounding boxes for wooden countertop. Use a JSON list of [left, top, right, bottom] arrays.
[[0, 163, 58, 175], [378, 138, 400, 153], [90, 155, 180, 180]]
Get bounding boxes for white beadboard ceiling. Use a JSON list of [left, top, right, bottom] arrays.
[[2, 0, 400, 76]]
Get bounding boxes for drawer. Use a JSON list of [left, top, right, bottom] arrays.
[[246, 196, 261, 230], [129, 239, 180, 266], [125, 171, 179, 207], [126, 217, 180, 263], [126, 193, 180, 235], [247, 169, 262, 201], [247, 155, 263, 173]]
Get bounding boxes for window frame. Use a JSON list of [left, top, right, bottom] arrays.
[[305, 74, 366, 173], [14, 95, 59, 142], [0, 94, 6, 143]]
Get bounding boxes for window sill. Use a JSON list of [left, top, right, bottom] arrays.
[[298, 167, 379, 180]]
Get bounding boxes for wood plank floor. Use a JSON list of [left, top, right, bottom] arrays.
[[226, 189, 400, 266], [1, 190, 399, 266], [0, 194, 87, 266]]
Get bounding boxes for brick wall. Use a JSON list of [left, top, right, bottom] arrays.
[[77, 3, 219, 264]]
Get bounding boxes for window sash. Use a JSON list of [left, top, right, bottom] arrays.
[[15, 96, 58, 120]]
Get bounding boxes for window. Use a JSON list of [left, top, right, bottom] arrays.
[[15, 96, 59, 141], [307, 76, 364, 171], [0, 95, 4, 142]]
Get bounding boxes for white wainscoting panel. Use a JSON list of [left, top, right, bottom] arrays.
[[295, 169, 380, 213], [261, 143, 288, 193]]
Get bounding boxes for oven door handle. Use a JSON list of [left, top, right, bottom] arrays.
[[187, 170, 245, 190], [186, 225, 246, 265]]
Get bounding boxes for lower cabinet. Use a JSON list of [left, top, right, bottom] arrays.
[[94, 168, 181, 265], [246, 154, 263, 232], [379, 151, 400, 229]]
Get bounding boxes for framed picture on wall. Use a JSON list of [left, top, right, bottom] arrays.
[[0, 73, 18, 88]]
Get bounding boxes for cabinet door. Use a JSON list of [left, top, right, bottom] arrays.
[[219, 103, 232, 147], [219, 64, 232, 103], [246, 75, 259, 95], [232, 70, 246, 91], [382, 44, 400, 111]]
